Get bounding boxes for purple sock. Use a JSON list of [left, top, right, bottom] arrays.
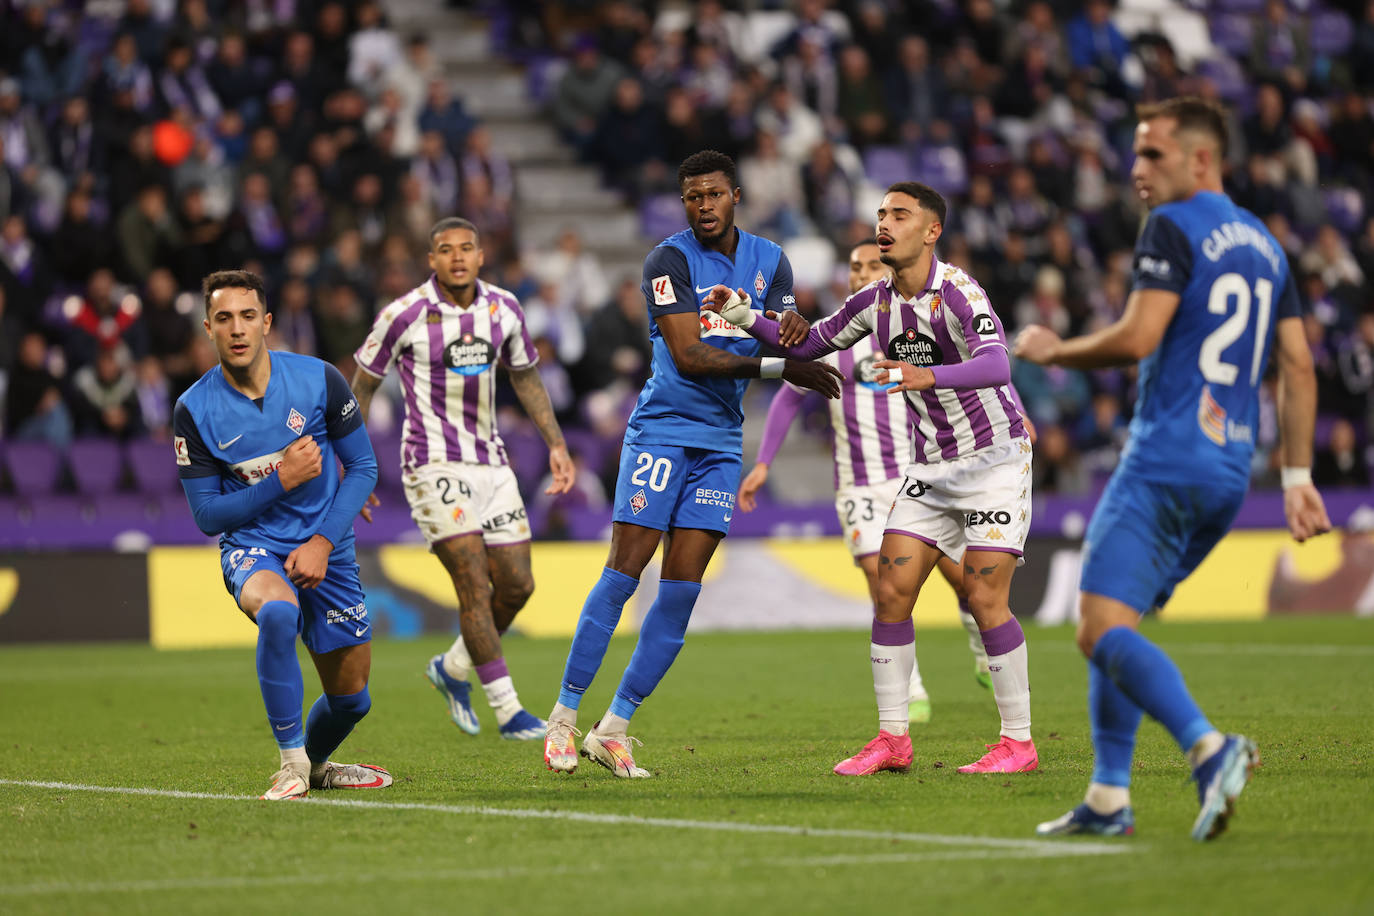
[[980, 617, 1025, 656], [872, 618, 915, 646], [475, 657, 509, 684]]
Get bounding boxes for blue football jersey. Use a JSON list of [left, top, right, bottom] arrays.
[[1122, 191, 1302, 486], [173, 350, 364, 556], [628, 228, 794, 455]]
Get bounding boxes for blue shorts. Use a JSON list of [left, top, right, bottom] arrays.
[[611, 442, 740, 534], [220, 540, 371, 655], [1079, 470, 1247, 613]]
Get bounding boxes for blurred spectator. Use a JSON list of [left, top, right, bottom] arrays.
[[835, 44, 888, 148], [756, 81, 824, 165], [226, 172, 287, 267], [524, 281, 587, 368], [530, 228, 610, 318], [315, 282, 370, 365], [782, 35, 838, 128], [553, 38, 626, 156], [411, 130, 460, 216], [171, 186, 226, 291], [51, 190, 114, 289], [269, 278, 319, 357], [1033, 423, 1091, 494], [1250, 0, 1311, 94], [117, 184, 181, 285], [884, 35, 947, 144], [460, 125, 513, 212], [156, 39, 221, 121], [1302, 225, 1366, 294], [51, 97, 103, 189], [14, 3, 87, 112], [739, 130, 806, 241], [590, 78, 664, 198], [101, 34, 155, 113], [208, 32, 271, 127], [349, 1, 403, 89], [284, 164, 331, 247], [577, 276, 651, 392], [61, 269, 148, 369], [134, 355, 171, 440], [0, 215, 50, 326], [1314, 417, 1370, 488], [1066, 0, 1129, 98], [71, 343, 142, 440], [685, 41, 735, 111], [5, 332, 72, 449], [802, 140, 859, 240], [142, 269, 196, 380]]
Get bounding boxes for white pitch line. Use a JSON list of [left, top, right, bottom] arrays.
[[1034, 641, 1374, 657], [0, 779, 1127, 857]]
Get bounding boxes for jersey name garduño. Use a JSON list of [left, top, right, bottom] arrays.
[[1124, 191, 1301, 486], [627, 227, 793, 455], [354, 276, 539, 472], [811, 261, 1027, 464], [173, 350, 363, 555]]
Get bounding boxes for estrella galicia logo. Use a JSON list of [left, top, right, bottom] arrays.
[[444, 333, 496, 375], [889, 328, 942, 367], [854, 354, 896, 392]]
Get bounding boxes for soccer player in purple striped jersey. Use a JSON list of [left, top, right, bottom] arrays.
[[739, 240, 1038, 725], [350, 218, 575, 741], [705, 182, 1039, 776]]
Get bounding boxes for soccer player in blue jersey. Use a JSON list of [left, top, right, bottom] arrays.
[[542, 150, 843, 777], [174, 269, 391, 800], [1015, 98, 1331, 840]]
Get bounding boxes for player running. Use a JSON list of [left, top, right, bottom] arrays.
[[1016, 97, 1330, 840], [351, 217, 573, 741], [706, 182, 1039, 776], [174, 269, 390, 800], [542, 150, 843, 777], [739, 239, 1037, 722]]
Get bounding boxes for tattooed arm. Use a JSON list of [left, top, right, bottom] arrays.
[[508, 366, 575, 494]]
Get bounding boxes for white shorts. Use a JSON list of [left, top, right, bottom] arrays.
[[884, 438, 1033, 563], [403, 462, 531, 547], [835, 478, 903, 559]]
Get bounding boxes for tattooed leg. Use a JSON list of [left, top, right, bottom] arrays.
[[433, 533, 503, 665], [962, 550, 1017, 630], [873, 532, 942, 623], [488, 542, 535, 634]]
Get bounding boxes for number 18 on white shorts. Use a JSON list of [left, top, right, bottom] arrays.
[[883, 438, 1033, 563]]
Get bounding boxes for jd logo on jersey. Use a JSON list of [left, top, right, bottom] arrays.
[[888, 329, 942, 367], [854, 354, 895, 392], [445, 333, 496, 375]]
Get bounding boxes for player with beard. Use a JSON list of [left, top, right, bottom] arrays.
[[542, 150, 843, 777]]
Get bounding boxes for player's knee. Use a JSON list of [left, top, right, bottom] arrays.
[[497, 574, 534, 610], [329, 687, 371, 723], [255, 600, 299, 642], [1075, 619, 1098, 658]]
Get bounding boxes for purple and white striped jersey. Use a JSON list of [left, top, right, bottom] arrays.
[[354, 276, 538, 472], [786, 332, 910, 489], [814, 260, 1027, 464]]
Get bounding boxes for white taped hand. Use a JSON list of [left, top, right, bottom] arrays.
[[720, 289, 756, 329]]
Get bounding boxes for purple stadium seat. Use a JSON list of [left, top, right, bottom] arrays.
[[640, 193, 687, 240], [861, 146, 911, 188], [1311, 12, 1354, 56], [1325, 187, 1365, 235], [68, 439, 124, 496], [913, 145, 969, 196], [125, 438, 180, 494], [3, 441, 63, 494], [1208, 14, 1253, 57], [1195, 55, 1250, 105]]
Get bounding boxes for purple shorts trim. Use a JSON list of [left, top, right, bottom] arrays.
[[883, 528, 939, 548], [853, 550, 880, 563], [966, 545, 1024, 557]]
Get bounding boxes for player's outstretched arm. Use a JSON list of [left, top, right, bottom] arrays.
[[1015, 289, 1181, 369], [740, 383, 813, 512], [1273, 316, 1332, 543], [348, 367, 384, 521], [700, 285, 837, 361], [657, 311, 843, 398], [508, 365, 575, 495]]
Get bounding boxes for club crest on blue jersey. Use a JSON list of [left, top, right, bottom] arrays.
[[754, 269, 766, 296], [287, 408, 305, 434], [445, 333, 496, 375], [630, 489, 648, 514]]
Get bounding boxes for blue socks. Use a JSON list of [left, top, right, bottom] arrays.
[[1088, 660, 1144, 786], [305, 687, 372, 764], [609, 579, 701, 721], [558, 567, 639, 709], [1093, 626, 1214, 756], [256, 600, 304, 749]]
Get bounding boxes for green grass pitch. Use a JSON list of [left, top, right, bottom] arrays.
[[1, 616, 1371, 914]]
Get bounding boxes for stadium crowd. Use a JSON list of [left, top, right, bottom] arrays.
[[1, 0, 1372, 518]]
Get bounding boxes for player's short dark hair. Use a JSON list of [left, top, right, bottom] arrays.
[[885, 181, 947, 225], [429, 216, 479, 248], [677, 150, 737, 189], [854, 237, 880, 248], [202, 269, 266, 314], [1135, 96, 1229, 159]]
